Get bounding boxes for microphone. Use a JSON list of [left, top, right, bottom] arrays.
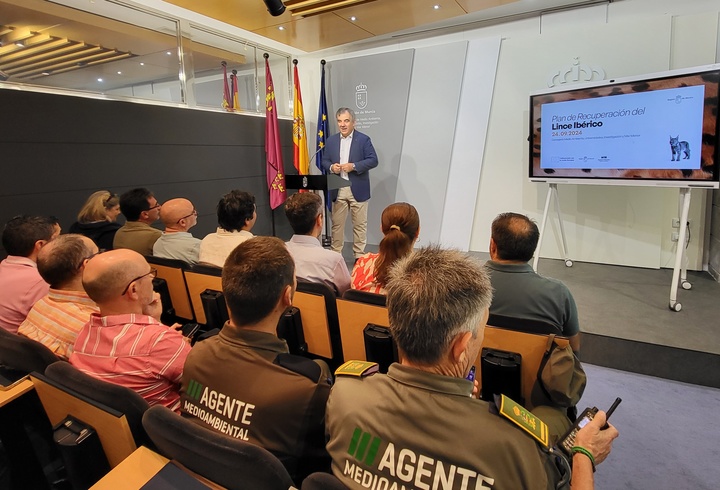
[[309, 146, 325, 172]]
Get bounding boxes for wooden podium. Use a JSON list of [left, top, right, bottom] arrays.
[[285, 174, 350, 247]]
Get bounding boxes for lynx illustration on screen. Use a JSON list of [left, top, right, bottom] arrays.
[[670, 135, 691, 161]]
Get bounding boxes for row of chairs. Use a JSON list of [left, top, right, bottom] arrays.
[[0, 329, 347, 489], [147, 254, 571, 405]]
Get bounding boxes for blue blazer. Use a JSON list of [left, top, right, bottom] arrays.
[[321, 130, 379, 202]]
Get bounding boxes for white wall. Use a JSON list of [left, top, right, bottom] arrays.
[[298, 0, 720, 270]]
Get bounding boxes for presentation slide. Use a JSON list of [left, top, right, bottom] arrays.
[[539, 85, 705, 170]]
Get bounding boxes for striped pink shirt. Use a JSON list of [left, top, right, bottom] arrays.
[[69, 313, 191, 412], [18, 289, 99, 360]]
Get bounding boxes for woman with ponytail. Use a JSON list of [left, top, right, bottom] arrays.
[[351, 202, 420, 294]]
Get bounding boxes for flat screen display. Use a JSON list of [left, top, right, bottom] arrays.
[[529, 65, 720, 187]]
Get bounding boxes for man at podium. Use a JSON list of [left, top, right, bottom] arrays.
[[321, 108, 378, 259]]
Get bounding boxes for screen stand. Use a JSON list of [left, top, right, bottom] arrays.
[[532, 184, 572, 272], [669, 188, 692, 312]]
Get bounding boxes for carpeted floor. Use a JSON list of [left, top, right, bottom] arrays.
[[582, 363, 720, 490]]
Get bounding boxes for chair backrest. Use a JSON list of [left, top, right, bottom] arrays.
[[487, 313, 560, 335], [0, 327, 60, 375], [44, 361, 151, 448], [475, 325, 570, 410], [336, 298, 389, 362], [301, 472, 349, 490], [341, 289, 387, 307], [146, 256, 195, 322], [142, 405, 296, 490], [294, 280, 343, 369], [30, 372, 137, 468], [183, 265, 225, 325]]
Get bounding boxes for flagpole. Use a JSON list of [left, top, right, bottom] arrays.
[[265, 53, 277, 237]]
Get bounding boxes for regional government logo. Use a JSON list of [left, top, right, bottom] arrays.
[[355, 83, 368, 110]]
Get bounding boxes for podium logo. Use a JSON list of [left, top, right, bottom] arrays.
[[355, 83, 368, 109]]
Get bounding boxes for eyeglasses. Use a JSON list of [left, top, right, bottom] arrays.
[[120, 268, 157, 296], [177, 209, 197, 223], [77, 251, 102, 270], [146, 203, 162, 211]]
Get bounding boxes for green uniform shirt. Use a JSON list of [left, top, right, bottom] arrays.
[[327, 363, 565, 490]]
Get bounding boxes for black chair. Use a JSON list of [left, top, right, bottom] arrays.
[[0, 327, 60, 378], [44, 361, 152, 448], [342, 289, 387, 307], [301, 472, 349, 489], [142, 405, 296, 490], [296, 279, 344, 370], [145, 255, 195, 323]]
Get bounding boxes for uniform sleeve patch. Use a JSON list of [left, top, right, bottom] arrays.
[[497, 394, 550, 447], [335, 360, 379, 377], [274, 353, 322, 382]]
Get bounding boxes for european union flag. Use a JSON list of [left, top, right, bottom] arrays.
[[316, 60, 328, 174]]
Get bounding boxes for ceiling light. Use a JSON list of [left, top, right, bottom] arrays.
[[433, 5, 440, 10], [15, 41, 24, 47], [350, 16, 356, 21], [117, 71, 122, 74], [166, 51, 172, 55], [278, 26, 285, 31], [41, 71, 50, 76], [97, 78, 103, 82], [140, 62, 144, 66]]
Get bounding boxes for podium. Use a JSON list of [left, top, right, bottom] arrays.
[[285, 174, 350, 247]]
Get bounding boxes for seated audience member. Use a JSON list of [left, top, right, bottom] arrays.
[[486, 212, 580, 352], [113, 188, 162, 256], [326, 246, 618, 490], [69, 190, 122, 251], [152, 198, 201, 265], [18, 235, 100, 359], [70, 249, 191, 411], [198, 190, 256, 268], [181, 237, 332, 483], [284, 192, 350, 295], [0, 216, 57, 333], [351, 202, 419, 294]]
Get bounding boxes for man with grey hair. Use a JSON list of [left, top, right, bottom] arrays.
[[321, 107, 378, 258], [326, 246, 618, 490]]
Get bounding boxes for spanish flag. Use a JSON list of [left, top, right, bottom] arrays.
[[292, 61, 309, 175]]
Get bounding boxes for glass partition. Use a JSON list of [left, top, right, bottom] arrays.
[[0, 0, 291, 112]]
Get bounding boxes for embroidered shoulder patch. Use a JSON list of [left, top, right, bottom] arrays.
[[497, 394, 550, 447], [335, 360, 379, 377]]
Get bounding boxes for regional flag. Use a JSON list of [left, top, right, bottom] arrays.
[[232, 69, 241, 111], [221, 61, 231, 110], [265, 56, 287, 210], [293, 62, 310, 175], [316, 61, 329, 174]]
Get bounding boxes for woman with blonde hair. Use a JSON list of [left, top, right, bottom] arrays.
[[69, 190, 121, 251], [351, 202, 420, 294]]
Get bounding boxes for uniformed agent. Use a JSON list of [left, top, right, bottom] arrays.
[[326, 245, 618, 490], [180, 236, 332, 485]]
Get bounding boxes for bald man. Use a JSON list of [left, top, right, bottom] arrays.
[[69, 249, 191, 411], [18, 234, 100, 359], [152, 198, 201, 265]]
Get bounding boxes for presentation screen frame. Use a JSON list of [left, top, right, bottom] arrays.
[[529, 64, 720, 189]]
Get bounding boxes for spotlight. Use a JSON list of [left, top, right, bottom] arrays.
[[0, 70, 8, 81], [263, 0, 286, 16]]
